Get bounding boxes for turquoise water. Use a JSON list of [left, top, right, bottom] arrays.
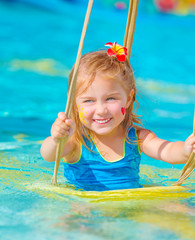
[[0, 1, 195, 240]]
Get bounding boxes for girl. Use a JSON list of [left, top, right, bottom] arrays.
[[41, 46, 195, 191]]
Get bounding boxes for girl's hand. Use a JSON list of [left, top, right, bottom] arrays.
[[51, 112, 76, 143], [184, 134, 195, 156]]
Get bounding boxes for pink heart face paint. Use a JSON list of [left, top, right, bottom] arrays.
[[121, 107, 125, 115]]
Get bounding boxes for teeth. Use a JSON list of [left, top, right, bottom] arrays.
[[95, 118, 111, 123]]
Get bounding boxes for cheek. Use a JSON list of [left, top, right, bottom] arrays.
[[109, 103, 124, 116], [78, 105, 94, 123]]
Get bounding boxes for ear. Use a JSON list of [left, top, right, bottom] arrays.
[[125, 89, 134, 108]]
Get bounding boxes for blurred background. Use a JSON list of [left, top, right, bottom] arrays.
[[0, 0, 195, 160]]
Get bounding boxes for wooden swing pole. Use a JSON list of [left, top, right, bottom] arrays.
[[123, 0, 133, 47], [124, 0, 139, 61], [51, 0, 94, 185], [174, 109, 195, 186]]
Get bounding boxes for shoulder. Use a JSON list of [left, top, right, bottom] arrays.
[[133, 126, 158, 150], [62, 137, 81, 163], [128, 126, 156, 154], [134, 126, 168, 158], [134, 126, 156, 142]]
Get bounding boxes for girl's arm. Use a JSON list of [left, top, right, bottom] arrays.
[[40, 112, 76, 162], [137, 128, 195, 164]]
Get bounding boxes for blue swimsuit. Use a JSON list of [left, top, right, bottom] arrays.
[[63, 127, 141, 191]]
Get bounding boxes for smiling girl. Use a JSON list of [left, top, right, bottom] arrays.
[[40, 46, 195, 191]]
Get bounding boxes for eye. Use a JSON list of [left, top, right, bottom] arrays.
[[106, 97, 115, 101], [83, 99, 94, 103]]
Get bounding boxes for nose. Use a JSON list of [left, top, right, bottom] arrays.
[[96, 102, 108, 115]]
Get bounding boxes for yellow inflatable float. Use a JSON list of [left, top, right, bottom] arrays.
[[28, 183, 194, 203]]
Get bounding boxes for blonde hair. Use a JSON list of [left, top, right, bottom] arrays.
[[68, 50, 141, 148]]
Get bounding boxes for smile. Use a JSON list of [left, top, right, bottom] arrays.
[[93, 118, 112, 124]]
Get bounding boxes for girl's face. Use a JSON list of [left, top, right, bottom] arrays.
[[76, 73, 133, 136]]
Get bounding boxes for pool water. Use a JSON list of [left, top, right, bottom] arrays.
[[0, 1, 195, 240]]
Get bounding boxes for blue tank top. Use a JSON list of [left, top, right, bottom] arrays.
[[63, 127, 141, 191]]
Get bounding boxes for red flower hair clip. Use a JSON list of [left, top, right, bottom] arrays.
[[105, 42, 127, 62]]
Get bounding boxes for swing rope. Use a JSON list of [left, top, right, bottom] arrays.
[[174, 110, 195, 186], [124, 0, 139, 61], [52, 0, 94, 184]]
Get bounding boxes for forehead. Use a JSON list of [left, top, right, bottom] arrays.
[[77, 72, 125, 96], [93, 73, 121, 88]]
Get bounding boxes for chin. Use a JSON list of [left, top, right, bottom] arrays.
[[92, 127, 116, 136]]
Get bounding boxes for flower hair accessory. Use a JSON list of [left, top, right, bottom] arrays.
[[105, 42, 127, 62]]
